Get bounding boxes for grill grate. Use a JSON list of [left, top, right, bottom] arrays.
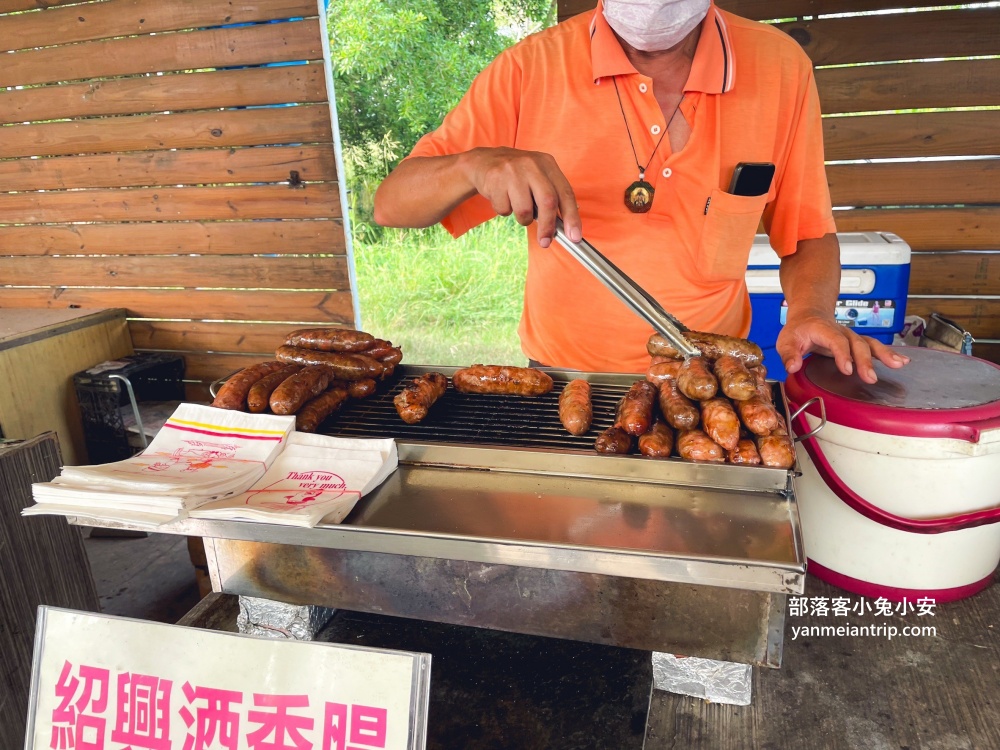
[[321, 371, 635, 451]]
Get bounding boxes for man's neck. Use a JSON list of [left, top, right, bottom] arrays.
[[616, 25, 701, 83]]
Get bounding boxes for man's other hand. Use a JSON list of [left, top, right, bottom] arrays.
[[777, 313, 909, 384]]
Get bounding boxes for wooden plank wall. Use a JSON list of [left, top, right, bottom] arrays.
[[0, 0, 354, 400], [558, 0, 1000, 363]]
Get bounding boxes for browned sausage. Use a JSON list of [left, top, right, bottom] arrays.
[[700, 398, 740, 451], [347, 378, 378, 399], [595, 425, 633, 454], [677, 356, 718, 401], [246, 364, 303, 413], [757, 434, 796, 469], [728, 438, 762, 465], [393, 372, 448, 424], [452, 365, 553, 396], [618, 380, 658, 436], [275, 345, 384, 381], [737, 396, 780, 436], [658, 380, 700, 430], [713, 355, 756, 401], [638, 420, 675, 458], [646, 359, 682, 386], [269, 365, 333, 415], [365, 339, 404, 366], [748, 364, 768, 386], [676, 429, 725, 462], [755, 415, 795, 467], [295, 385, 350, 432], [211, 361, 287, 410], [558, 379, 592, 436], [283, 328, 375, 352], [647, 331, 764, 367]]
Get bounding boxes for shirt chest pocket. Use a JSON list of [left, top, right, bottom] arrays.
[[698, 188, 769, 282]]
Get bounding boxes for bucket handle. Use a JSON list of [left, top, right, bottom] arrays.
[[789, 397, 825, 443], [790, 407, 1000, 534]]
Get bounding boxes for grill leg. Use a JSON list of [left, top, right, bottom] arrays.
[[236, 595, 335, 641]]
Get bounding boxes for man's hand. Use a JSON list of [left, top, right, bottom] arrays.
[[777, 312, 909, 384], [461, 147, 582, 247]]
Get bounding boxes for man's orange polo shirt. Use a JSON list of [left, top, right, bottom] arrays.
[[406, 1, 836, 373]]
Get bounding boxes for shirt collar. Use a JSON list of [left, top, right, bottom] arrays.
[[590, 1, 735, 94]]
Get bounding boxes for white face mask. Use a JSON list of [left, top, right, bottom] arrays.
[[603, 0, 711, 52]]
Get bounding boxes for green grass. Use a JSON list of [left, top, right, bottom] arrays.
[[353, 215, 529, 366]]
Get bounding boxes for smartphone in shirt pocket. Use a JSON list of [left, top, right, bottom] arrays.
[[699, 162, 774, 282]]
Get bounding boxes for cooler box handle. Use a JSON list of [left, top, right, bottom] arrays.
[[791, 408, 1000, 534]]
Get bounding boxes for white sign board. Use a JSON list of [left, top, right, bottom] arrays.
[[24, 607, 430, 750]]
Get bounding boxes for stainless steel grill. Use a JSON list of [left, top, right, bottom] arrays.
[[324, 367, 629, 450], [323, 364, 783, 457]]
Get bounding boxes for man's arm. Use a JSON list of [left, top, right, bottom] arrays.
[[373, 147, 583, 247], [776, 233, 908, 384]]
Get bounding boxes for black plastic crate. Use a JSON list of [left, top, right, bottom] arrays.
[[73, 353, 185, 464]]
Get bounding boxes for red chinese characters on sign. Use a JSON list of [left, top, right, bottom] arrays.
[[50, 661, 111, 750], [112, 672, 173, 750], [179, 682, 243, 750], [247, 695, 314, 750], [48, 666, 391, 750], [323, 703, 388, 750]]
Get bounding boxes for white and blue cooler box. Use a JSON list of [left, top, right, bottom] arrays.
[[745, 231, 912, 380]]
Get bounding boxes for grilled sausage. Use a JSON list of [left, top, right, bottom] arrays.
[[275, 345, 384, 381], [638, 420, 675, 458], [595, 425, 633, 454], [393, 372, 448, 424], [452, 365, 553, 396], [365, 339, 404, 366], [676, 429, 725, 462], [737, 395, 781, 436], [713, 355, 756, 402], [211, 361, 287, 410], [658, 380, 700, 430], [295, 385, 350, 432], [246, 364, 303, 413], [269, 365, 334, 415], [728, 438, 762, 465], [748, 364, 768, 387], [618, 380, 658, 436], [646, 359, 683, 386], [677, 356, 718, 401], [701, 398, 740, 451], [283, 328, 375, 352], [347, 378, 378, 399], [558, 379, 592, 436], [647, 331, 764, 367], [756, 415, 795, 468]]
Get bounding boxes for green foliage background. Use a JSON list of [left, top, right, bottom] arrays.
[[326, 1, 555, 364]]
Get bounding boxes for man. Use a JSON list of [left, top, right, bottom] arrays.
[[374, 0, 908, 383]]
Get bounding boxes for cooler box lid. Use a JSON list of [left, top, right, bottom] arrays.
[[785, 347, 1000, 443], [748, 231, 912, 268]]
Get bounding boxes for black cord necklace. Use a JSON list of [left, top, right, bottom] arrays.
[[613, 77, 684, 213]]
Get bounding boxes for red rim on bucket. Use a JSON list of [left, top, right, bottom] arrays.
[[785, 346, 1000, 443]]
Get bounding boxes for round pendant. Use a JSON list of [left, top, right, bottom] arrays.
[[625, 180, 654, 213]]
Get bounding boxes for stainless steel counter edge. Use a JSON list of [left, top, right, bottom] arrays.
[[70, 515, 807, 594]]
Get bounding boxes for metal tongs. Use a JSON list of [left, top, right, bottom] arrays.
[[551, 217, 701, 359]]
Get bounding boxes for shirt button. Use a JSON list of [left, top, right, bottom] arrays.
[[651, 124, 661, 135], [662, 167, 673, 178], [639, 83, 648, 93]]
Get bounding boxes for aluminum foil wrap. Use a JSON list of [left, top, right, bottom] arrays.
[[237, 596, 335, 641], [651, 652, 752, 706]]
